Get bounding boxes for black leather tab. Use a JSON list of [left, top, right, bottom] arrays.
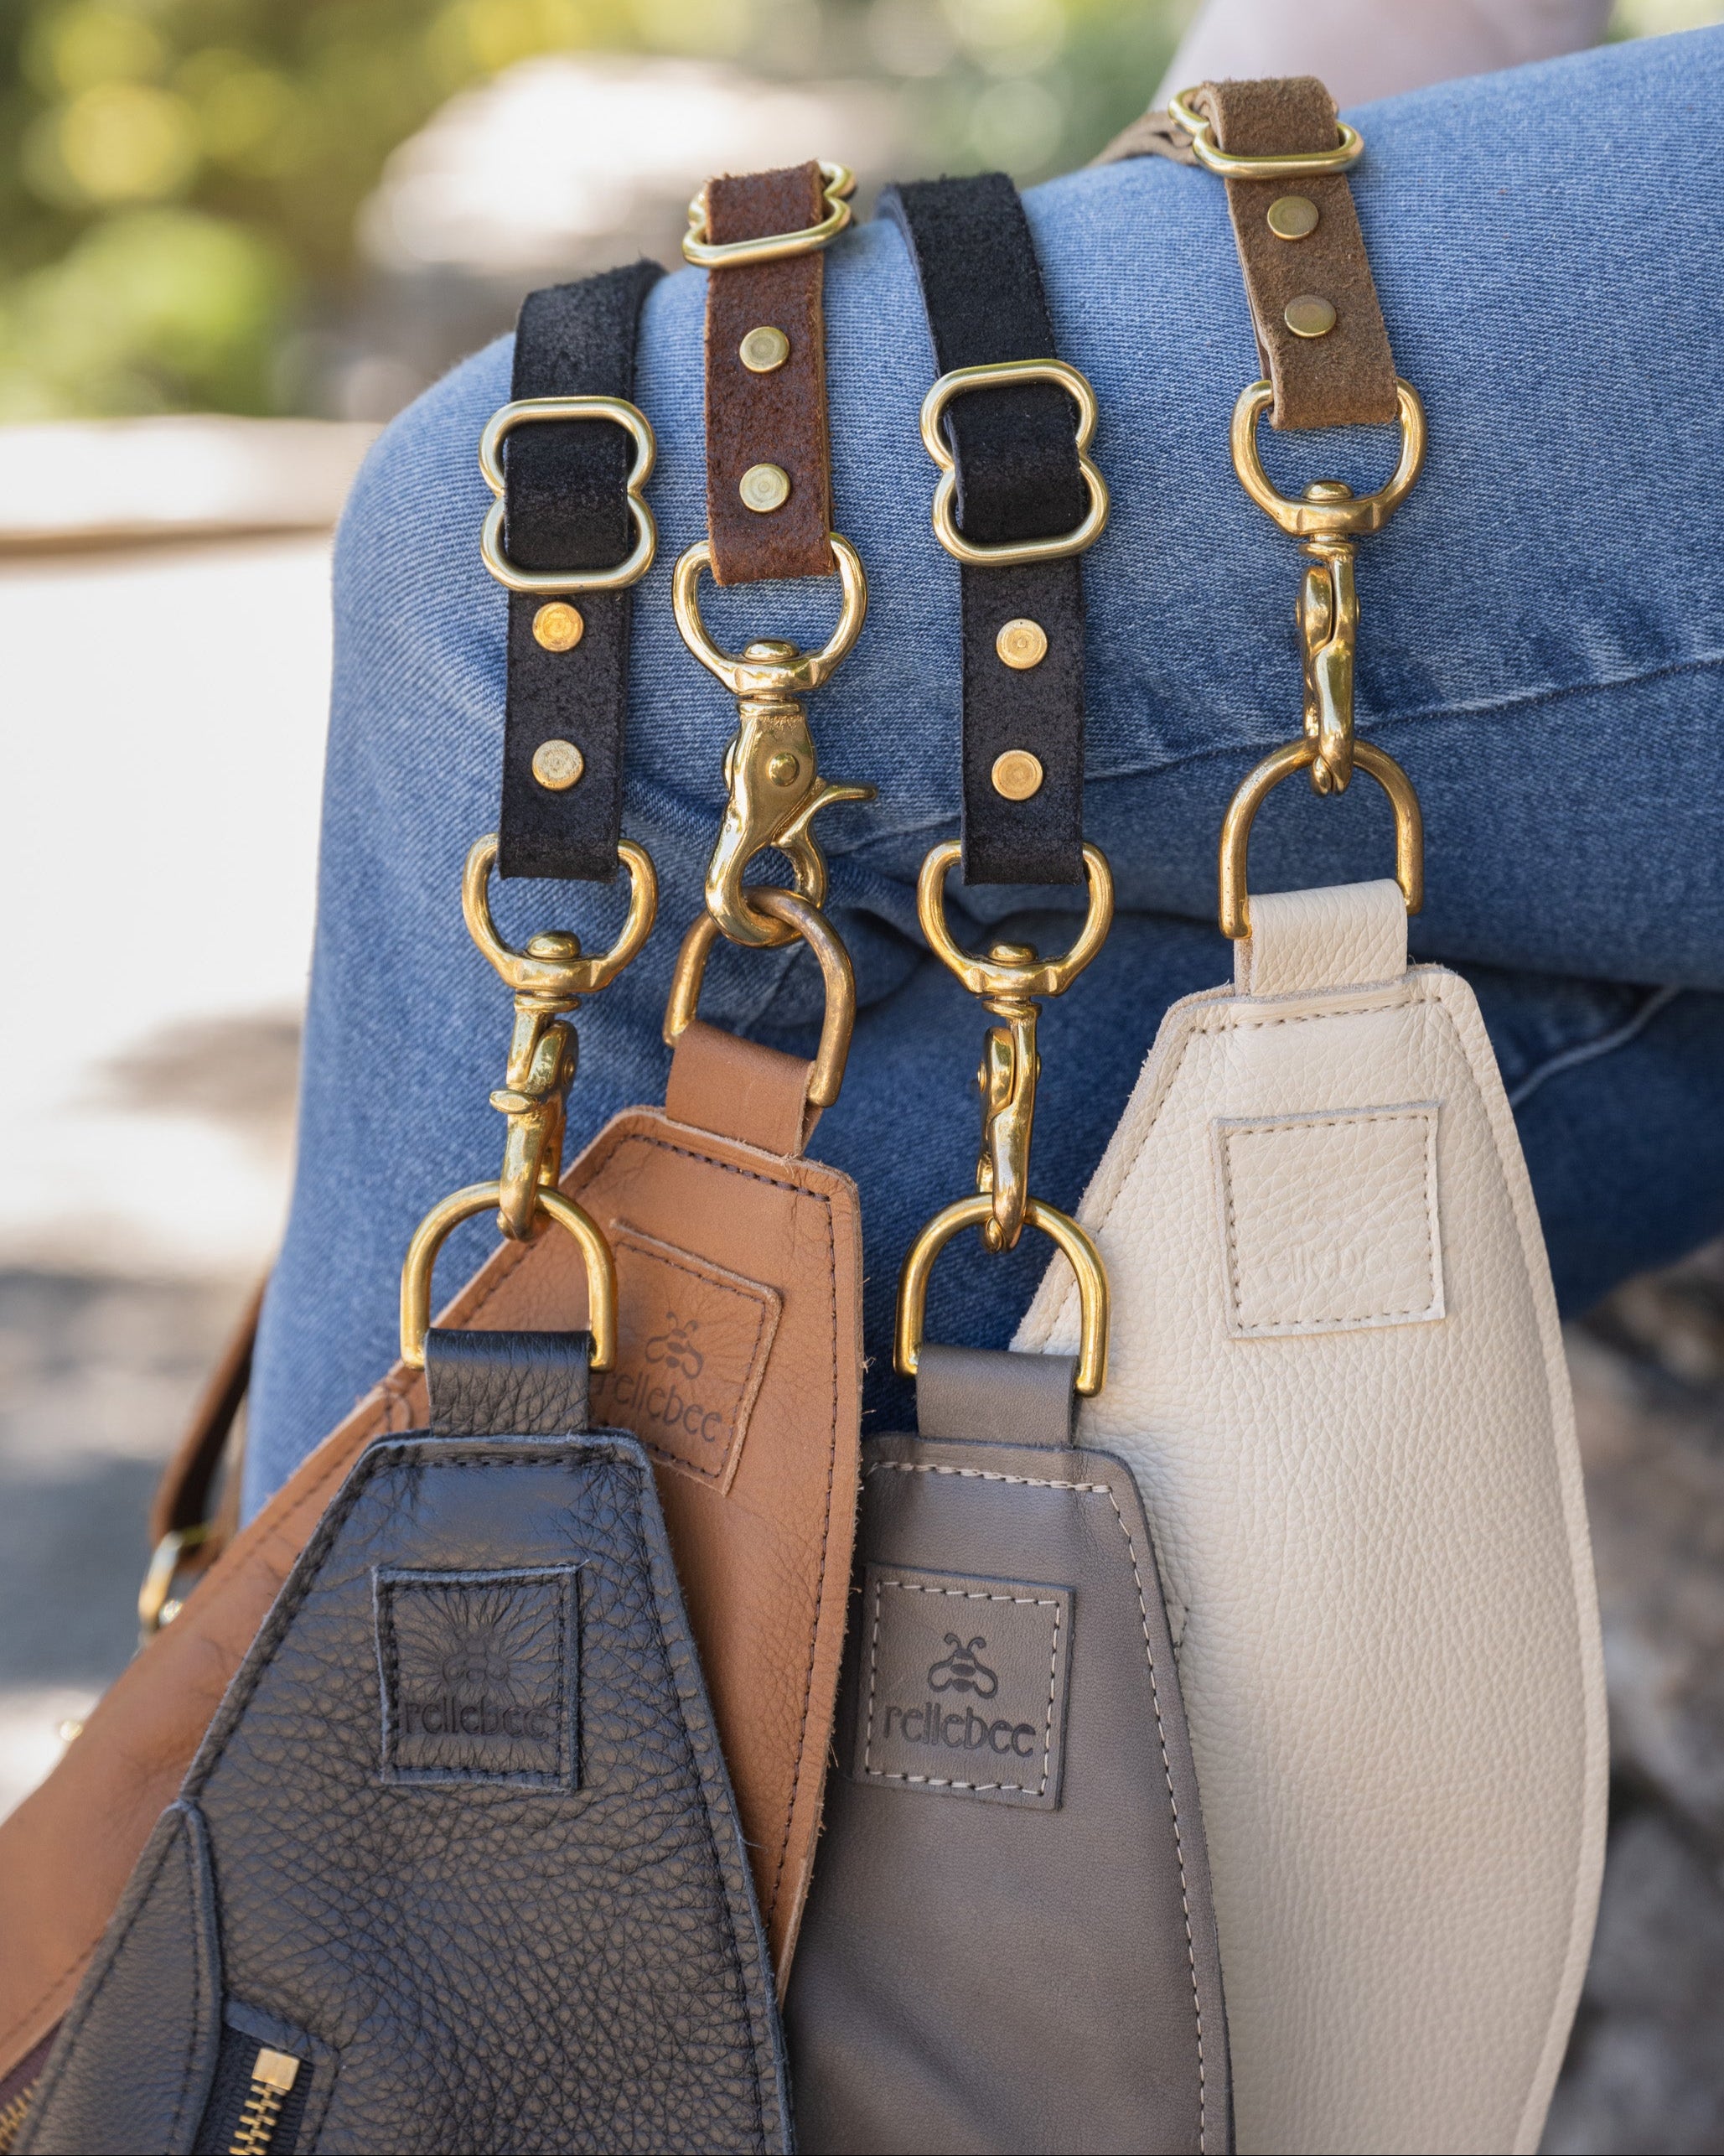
[[500, 260, 662, 883], [31, 1430, 792, 2154], [915, 1342, 1077, 1449], [883, 175, 1086, 887], [425, 1328, 592, 1438]]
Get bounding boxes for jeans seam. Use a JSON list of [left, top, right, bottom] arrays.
[[1507, 985, 1684, 1111]]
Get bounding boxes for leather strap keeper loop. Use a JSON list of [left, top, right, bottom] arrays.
[[702, 161, 837, 586], [883, 174, 1090, 887], [498, 261, 662, 881], [1188, 76, 1398, 432]]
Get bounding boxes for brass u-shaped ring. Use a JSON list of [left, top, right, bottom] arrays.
[[663, 888, 857, 1111], [895, 1195, 1109, 1397], [400, 1182, 617, 1371], [918, 839, 1114, 1000], [1219, 736, 1423, 940]]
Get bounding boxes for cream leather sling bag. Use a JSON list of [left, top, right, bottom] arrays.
[[1017, 77, 1608, 2156]]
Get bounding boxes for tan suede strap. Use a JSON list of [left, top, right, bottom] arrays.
[[1098, 79, 1398, 433], [703, 163, 836, 584]]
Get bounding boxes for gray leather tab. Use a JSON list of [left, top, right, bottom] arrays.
[[915, 1342, 1078, 1448], [788, 1431, 1232, 2154], [21, 1803, 222, 2156]]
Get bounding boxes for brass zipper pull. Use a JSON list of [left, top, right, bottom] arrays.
[[229, 2046, 301, 2156]]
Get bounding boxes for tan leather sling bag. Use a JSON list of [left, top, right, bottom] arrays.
[[0, 158, 872, 2097]]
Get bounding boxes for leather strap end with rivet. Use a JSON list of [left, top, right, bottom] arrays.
[[884, 173, 1095, 886], [494, 260, 663, 881], [1179, 77, 1397, 432], [701, 160, 840, 585]]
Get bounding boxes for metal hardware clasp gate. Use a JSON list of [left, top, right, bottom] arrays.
[[673, 534, 874, 947], [919, 839, 1114, 1254], [463, 835, 656, 1239]]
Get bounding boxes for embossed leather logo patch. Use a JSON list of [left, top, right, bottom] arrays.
[[375, 1566, 577, 1788], [852, 1563, 1072, 1809], [588, 1225, 781, 1490]]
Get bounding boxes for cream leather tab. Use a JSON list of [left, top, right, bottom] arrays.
[[1217, 1102, 1443, 1337], [1236, 878, 1407, 997]]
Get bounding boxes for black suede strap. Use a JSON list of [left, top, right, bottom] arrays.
[[500, 261, 662, 881], [883, 175, 1086, 886]]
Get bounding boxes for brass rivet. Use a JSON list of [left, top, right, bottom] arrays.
[[991, 749, 1044, 801], [739, 461, 790, 513], [1284, 293, 1337, 339], [996, 617, 1048, 671], [739, 325, 790, 373], [767, 750, 800, 787], [531, 739, 585, 791], [532, 600, 584, 651], [1266, 194, 1319, 241]]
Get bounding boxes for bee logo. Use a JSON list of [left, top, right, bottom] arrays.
[[645, 1311, 704, 1381], [926, 1633, 998, 1698]]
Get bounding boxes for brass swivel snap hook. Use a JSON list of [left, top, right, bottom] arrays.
[[673, 535, 874, 948], [917, 839, 1114, 1256], [461, 834, 657, 1241]]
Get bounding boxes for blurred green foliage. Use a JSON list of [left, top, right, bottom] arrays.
[[0, 0, 1189, 420]]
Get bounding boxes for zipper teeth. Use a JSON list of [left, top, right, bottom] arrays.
[[230, 2080, 287, 2156], [0, 2081, 38, 2156]]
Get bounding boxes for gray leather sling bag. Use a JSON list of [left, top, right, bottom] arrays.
[[786, 1344, 1231, 2155]]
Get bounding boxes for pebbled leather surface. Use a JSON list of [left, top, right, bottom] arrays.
[[787, 1424, 1231, 2154], [1016, 881, 1608, 2156], [29, 1429, 790, 2155], [425, 1325, 592, 1436], [1235, 879, 1407, 998], [20, 1805, 220, 2156]]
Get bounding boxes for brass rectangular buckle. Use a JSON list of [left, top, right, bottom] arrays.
[[479, 395, 656, 594], [919, 358, 1109, 568], [682, 160, 855, 268]]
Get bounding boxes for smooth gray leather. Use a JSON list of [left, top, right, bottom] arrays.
[[785, 1345, 1231, 2154]]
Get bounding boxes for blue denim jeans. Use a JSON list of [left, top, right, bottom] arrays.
[[246, 27, 1724, 1510]]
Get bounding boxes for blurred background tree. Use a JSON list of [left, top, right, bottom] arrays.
[[0, 0, 1712, 422]]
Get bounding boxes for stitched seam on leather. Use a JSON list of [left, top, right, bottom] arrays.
[[1218, 1107, 1442, 1332], [760, 1162, 840, 1932], [867, 1460, 1209, 2150], [859, 1580, 1063, 1796]]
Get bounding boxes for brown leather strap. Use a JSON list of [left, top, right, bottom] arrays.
[[704, 162, 836, 585], [147, 1273, 265, 1548], [664, 1018, 821, 1157], [1132, 79, 1398, 433]]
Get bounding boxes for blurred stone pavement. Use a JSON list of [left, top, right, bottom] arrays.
[[1, 1235, 1720, 2151]]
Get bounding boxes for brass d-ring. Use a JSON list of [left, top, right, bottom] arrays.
[[1219, 735, 1423, 940], [462, 836, 658, 998], [400, 1182, 617, 1371], [895, 1195, 1109, 1397], [1231, 377, 1426, 539], [918, 838, 1114, 1000], [663, 888, 857, 1109]]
